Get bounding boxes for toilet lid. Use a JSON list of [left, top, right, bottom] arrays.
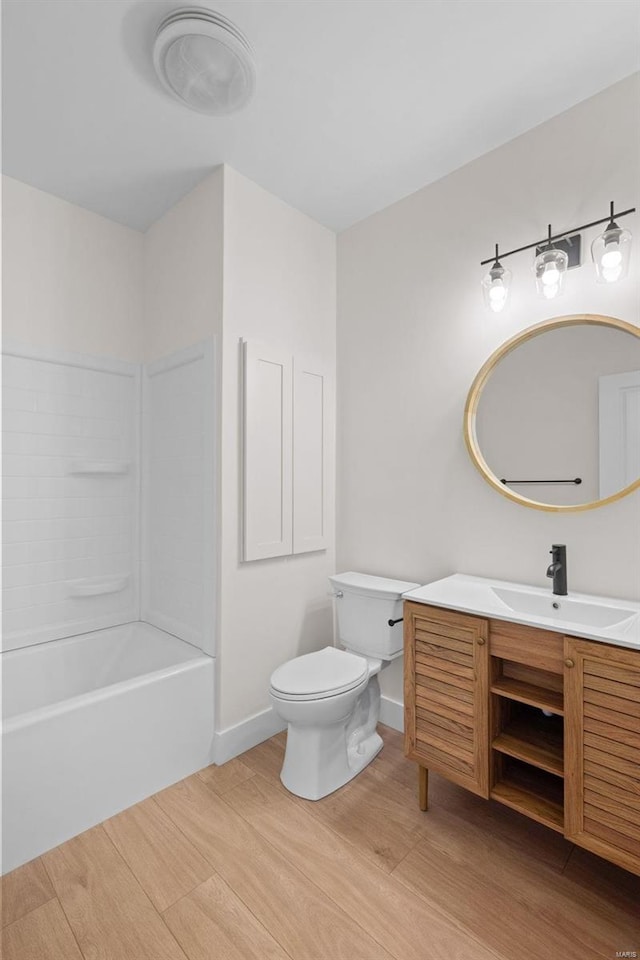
[[270, 647, 368, 700]]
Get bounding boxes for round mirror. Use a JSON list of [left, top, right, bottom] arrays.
[[464, 315, 640, 511]]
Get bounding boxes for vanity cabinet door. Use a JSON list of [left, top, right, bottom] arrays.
[[564, 636, 640, 877], [404, 602, 490, 798]]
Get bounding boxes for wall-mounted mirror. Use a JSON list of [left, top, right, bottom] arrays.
[[464, 315, 640, 511]]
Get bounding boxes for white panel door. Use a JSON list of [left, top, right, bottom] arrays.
[[293, 356, 329, 554], [599, 369, 640, 498], [243, 341, 293, 561]]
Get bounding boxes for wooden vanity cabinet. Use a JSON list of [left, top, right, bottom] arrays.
[[403, 602, 489, 804], [404, 602, 640, 876], [564, 636, 640, 876]]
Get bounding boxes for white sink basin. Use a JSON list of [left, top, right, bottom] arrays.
[[403, 574, 640, 650], [490, 586, 636, 628]]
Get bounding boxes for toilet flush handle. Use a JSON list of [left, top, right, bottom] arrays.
[[388, 617, 403, 627]]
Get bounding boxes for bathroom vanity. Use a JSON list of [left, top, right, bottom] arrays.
[[403, 575, 640, 877]]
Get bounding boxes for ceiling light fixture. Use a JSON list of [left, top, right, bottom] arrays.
[[480, 201, 635, 312], [153, 7, 256, 116]]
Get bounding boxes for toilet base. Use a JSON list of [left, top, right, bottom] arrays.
[[279, 676, 384, 801], [347, 729, 384, 779], [280, 727, 383, 801]]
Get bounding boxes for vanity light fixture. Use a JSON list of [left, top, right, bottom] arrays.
[[534, 225, 568, 300], [592, 201, 633, 283], [481, 244, 511, 313], [480, 201, 635, 312]]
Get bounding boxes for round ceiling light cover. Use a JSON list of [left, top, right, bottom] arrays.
[[153, 7, 256, 115]]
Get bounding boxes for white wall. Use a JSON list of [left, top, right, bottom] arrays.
[[142, 170, 223, 659], [2, 177, 144, 652], [2, 177, 143, 361], [218, 167, 336, 731], [2, 172, 224, 659], [142, 170, 223, 363], [337, 74, 640, 705], [3, 165, 336, 743]]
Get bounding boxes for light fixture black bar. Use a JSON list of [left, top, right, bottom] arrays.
[[480, 207, 636, 266], [500, 478, 582, 485]]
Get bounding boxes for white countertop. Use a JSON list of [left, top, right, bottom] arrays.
[[403, 574, 640, 651]]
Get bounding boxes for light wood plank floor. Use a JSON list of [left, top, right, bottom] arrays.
[[2, 725, 638, 960]]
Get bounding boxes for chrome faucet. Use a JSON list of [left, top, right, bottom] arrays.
[[546, 544, 567, 596]]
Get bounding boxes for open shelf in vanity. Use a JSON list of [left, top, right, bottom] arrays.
[[492, 758, 565, 832], [490, 659, 565, 831], [487, 623, 567, 832], [492, 707, 564, 776], [490, 675, 564, 715]]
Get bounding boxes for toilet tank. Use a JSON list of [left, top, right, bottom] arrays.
[[329, 572, 421, 660]]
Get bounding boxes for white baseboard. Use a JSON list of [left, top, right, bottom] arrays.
[[379, 695, 404, 733], [214, 707, 286, 765], [214, 697, 403, 766]]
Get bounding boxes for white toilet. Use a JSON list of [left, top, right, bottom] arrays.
[[269, 572, 420, 800]]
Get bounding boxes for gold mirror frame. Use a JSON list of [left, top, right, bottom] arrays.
[[464, 314, 640, 512]]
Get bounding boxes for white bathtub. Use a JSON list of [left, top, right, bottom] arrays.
[[2, 621, 215, 874]]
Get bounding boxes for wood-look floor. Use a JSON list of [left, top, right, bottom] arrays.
[[2, 726, 639, 960]]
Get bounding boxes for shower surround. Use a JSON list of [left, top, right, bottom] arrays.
[[1, 339, 216, 873]]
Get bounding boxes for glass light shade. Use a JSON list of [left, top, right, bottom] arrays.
[[534, 247, 568, 300], [591, 223, 632, 283], [481, 261, 511, 313]]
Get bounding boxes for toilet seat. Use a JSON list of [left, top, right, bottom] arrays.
[[270, 646, 368, 701]]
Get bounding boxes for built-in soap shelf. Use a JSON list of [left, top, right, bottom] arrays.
[[67, 575, 130, 598], [67, 460, 130, 477]]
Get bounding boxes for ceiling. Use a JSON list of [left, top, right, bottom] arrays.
[[3, 0, 639, 233]]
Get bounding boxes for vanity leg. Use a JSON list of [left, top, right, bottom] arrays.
[[418, 765, 428, 811]]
